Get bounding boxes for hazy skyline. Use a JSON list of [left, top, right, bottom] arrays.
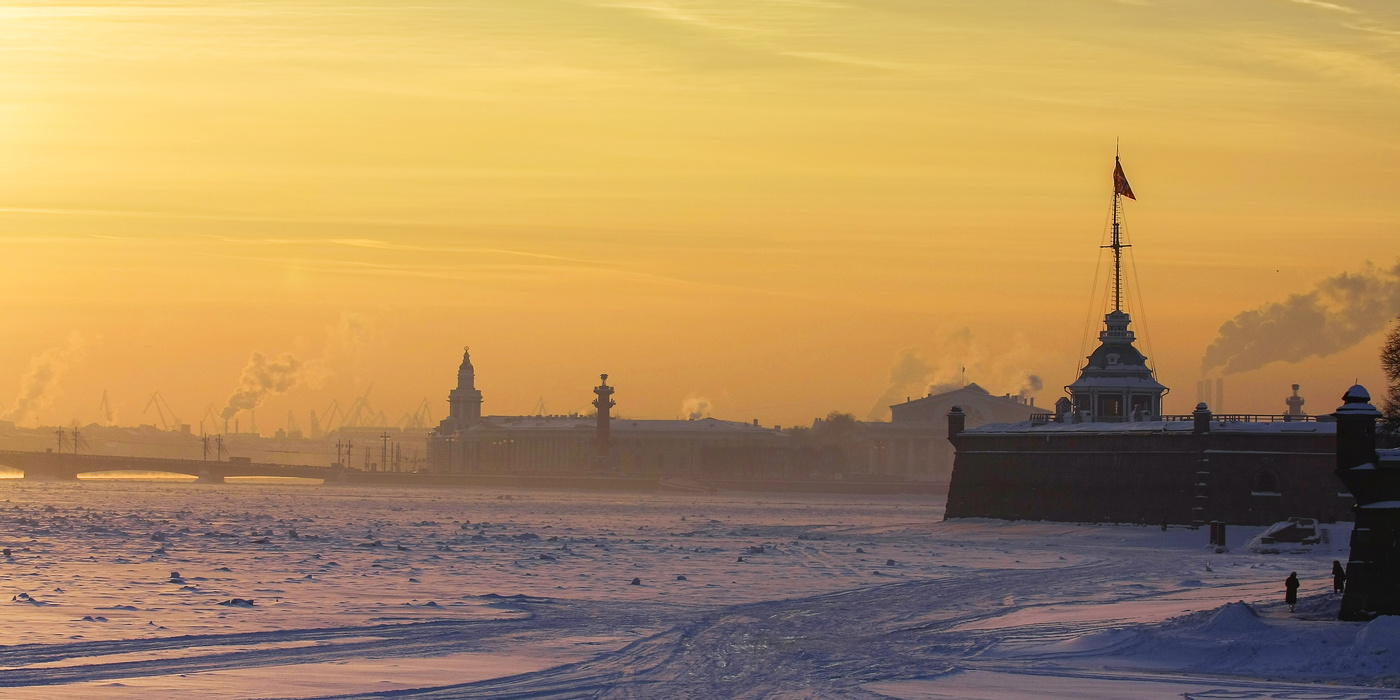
[[3, 0, 1400, 429]]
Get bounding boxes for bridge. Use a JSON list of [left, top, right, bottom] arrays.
[[0, 451, 347, 483]]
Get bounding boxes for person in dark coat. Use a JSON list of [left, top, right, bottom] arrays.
[[1333, 561, 1347, 594], [1285, 572, 1300, 612]]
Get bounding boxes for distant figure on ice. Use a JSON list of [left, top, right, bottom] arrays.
[[1332, 561, 1347, 594], [1285, 572, 1300, 612]]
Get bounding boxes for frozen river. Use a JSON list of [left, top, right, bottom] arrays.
[[1, 479, 1397, 698]]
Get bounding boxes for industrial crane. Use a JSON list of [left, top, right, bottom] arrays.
[[143, 391, 182, 431]]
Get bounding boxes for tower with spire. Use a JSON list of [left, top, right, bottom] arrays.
[[447, 346, 483, 428], [1065, 154, 1167, 421]]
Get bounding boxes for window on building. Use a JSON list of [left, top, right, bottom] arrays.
[[1098, 394, 1123, 418]]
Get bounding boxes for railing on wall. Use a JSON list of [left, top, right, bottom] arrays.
[[1028, 413, 1319, 425]]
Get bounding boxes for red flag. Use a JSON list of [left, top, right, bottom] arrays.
[[1113, 157, 1136, 200]]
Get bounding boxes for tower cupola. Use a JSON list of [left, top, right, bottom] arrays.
[[447, 346, 483, 427]]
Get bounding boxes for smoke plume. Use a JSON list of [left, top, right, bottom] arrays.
[[682, 396, 712, 420], [867, 348, 935, 420], [3, 332, 87, 426], [220, 351, 322, 420], [325, 311, 373, 359], [1016, 372, 1045, 400], [1201, 261, 1400, 376], [866, 331, 1045, 420]]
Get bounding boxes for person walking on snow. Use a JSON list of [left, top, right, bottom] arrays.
[[1332, 561, 1347, 594], [1285, 572, 1300, 612]]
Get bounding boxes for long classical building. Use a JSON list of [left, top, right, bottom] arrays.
[[426, 349, 788, 477]]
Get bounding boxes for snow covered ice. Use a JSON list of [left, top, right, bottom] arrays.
[[1, 479, 1397, 699]]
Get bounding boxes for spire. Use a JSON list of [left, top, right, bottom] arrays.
[[456, 346, 476, 391], [447, 345, 483, 426], [1064, 150, 1165, 422]]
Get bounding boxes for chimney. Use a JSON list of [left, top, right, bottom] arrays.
[[1215, 378, 1225, 414], [947, 406, 966, 440]]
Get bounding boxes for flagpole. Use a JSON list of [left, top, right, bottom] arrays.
[[1105, 149, 1131, 315], [1112, 186, 1122, 312]]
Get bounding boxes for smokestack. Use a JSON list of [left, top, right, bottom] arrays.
[[1215, 378, 1224, 414], [947, 406, 966, 439]]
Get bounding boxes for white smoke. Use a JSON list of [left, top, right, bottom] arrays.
[[866, 330, 1045, 420], [325, 311, 374, 359], [1202, 261, 1400, 376], [867, 348, 935, 420], [220, 352, 324, 420], [3, 332, 87, 426], [682, 396, 712, 420]]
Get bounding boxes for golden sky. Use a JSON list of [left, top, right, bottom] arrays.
[[2, 0, 1399, 429]]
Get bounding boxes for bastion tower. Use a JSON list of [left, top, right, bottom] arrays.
[[447, 346, 483, 429]]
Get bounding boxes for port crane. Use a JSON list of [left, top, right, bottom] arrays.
[[143, 391, 182, 431]]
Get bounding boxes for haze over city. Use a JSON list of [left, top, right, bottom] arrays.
[[4, 0, 1400, 430]]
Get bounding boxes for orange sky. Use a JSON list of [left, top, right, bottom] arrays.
[[2, 0, 1399, 430]]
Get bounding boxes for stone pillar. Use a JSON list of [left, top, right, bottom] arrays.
[[1333, 385, 1397, 621], [593, 374, 615, 459], [1193, 402, 1212, 435]]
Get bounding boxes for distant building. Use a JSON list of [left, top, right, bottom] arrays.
[[426, 349, 786, 477], [879, 384, 1050, 482]]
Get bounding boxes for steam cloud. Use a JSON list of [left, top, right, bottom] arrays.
[[867, 348, 935, 420], [220, 352, 323, 420], [325, 311, 373, 359], [682, 396, 712, 420], [866, 332, 1044, 420], [1201, 261, 1400, 376], [3, 332, 87, 426]]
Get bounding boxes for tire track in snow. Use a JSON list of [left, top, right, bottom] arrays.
[[288, 560, 1122, 699], [0, 600, 687, 689]]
